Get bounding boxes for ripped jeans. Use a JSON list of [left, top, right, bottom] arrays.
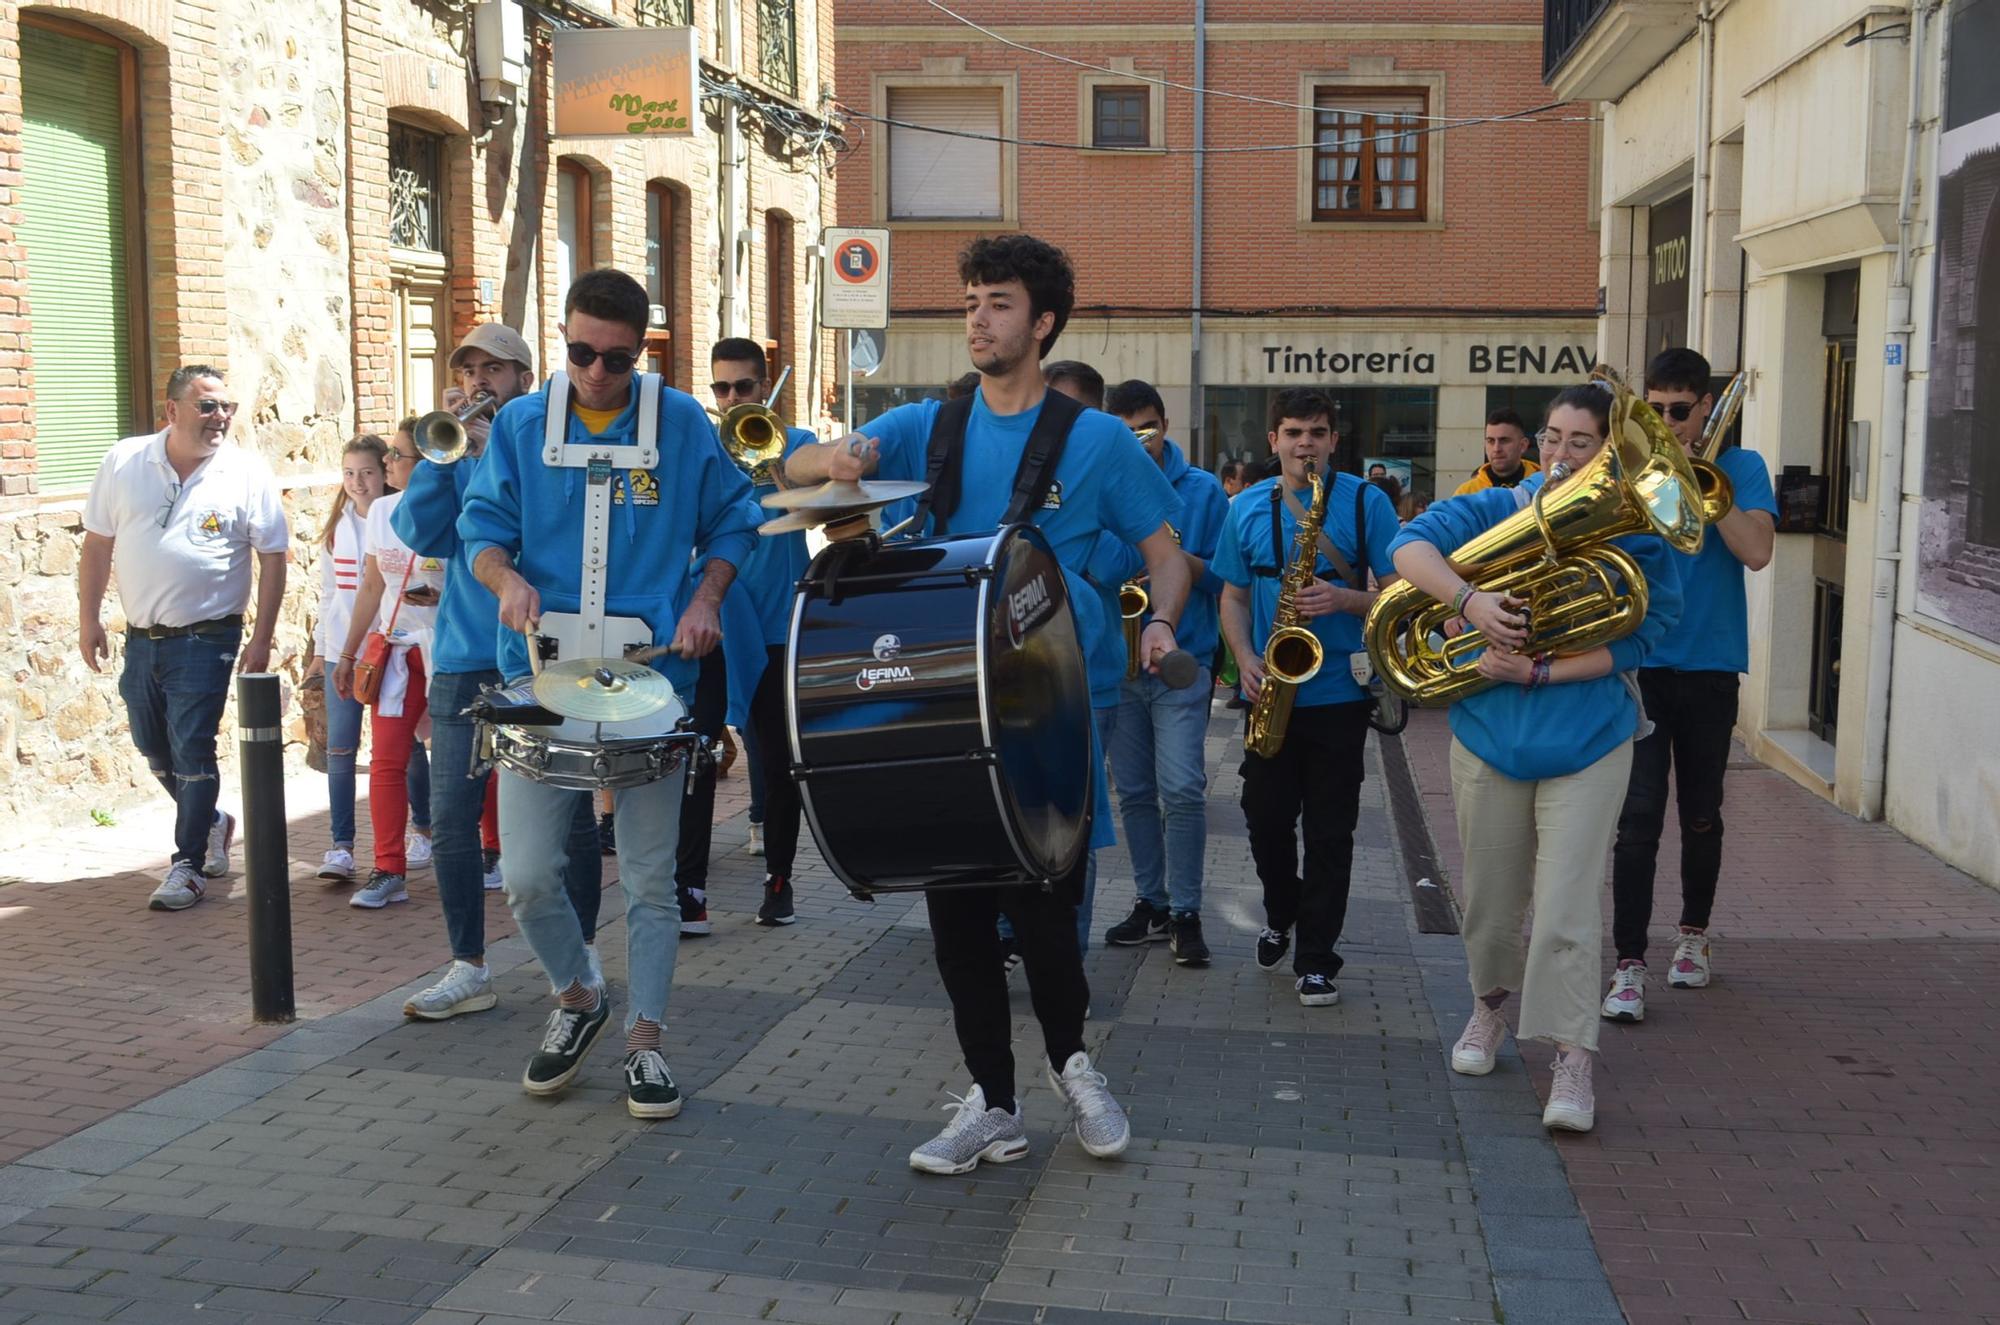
[[119, 626, 241, 868]]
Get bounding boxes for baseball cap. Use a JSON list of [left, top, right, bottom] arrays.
[[449, 323, 534, 371]]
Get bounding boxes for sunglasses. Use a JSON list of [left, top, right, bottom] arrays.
[[1653, 400, 1698, 422], [566, 342, 638, 375], [192, 399, 239, 417], [710, 376, 763, 398]]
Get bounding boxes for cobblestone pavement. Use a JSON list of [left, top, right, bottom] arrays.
[[0, 702, 1617, 1324], [1399, 708, 2000, 1325]]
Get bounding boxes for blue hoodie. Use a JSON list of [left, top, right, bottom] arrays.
[[393, 455, 501, 675], [710, 425, 819, 727], [1388, 487, 1684, 781], [458, 378, 762, 692]]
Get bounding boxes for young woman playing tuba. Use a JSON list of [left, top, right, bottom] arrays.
[[1384, 384, 1685, 1133]]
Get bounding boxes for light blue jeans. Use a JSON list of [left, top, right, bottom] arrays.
[[498, 766, 686, 1031], [1109, 665, 1212, 916]]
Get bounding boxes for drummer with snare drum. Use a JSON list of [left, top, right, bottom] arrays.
[[460, 268, 762, 1122], [784, 234, 1188, 1177]]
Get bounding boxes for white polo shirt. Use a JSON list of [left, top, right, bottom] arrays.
[[82, 430, 290, 630]]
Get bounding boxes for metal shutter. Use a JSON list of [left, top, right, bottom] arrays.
[[21, 24, 136, 491], [887, 87, 1002, 221]]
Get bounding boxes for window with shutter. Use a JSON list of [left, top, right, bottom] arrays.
[[887, 87, 1003, 221], [21, 21, 143, 491]]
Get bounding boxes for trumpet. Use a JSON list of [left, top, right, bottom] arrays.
[[1120, 580, 1149, 680], [411, 392, 496, 464]]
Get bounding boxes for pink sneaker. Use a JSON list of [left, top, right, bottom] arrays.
[[1600, 961, 1646, 1022], [1543, 1048, 1595, 1133], [1450, 1001, 1508, 1076], [1668, 928, 1711, 988]]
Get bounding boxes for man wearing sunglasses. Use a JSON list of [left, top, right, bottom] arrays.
[[1601, 347, 1778, 1025], [78, 365, 289, 912], [460, 270, 762, 1122], [670, 337, 817, 935]]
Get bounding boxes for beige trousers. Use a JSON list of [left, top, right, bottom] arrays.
[[1449, 737, 1633, 1052]]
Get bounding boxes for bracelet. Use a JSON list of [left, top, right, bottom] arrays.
[[338, 652, 355, 663], [1142, 618, 1177, 634], [1529, 654, 1552, 689], [1452, 584, 1477, 616]]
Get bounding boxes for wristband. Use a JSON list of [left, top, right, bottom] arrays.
[[1529, 654, 1551, 689], [1452, 584, 1477, 616], [1142, 618, 1177, 635]]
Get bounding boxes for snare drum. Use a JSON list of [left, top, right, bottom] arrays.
[[476, 683, 702, 792], [786, 523, 1092, 896]]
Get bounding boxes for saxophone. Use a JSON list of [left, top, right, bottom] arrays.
[[1245, 459, 1329, 757]]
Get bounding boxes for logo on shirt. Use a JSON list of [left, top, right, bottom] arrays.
[[1005, 574, 1055, 648], [871, 634, 903, 661], [1040, 480, 1063, 511], [855, 664, 915, 691], [612, 470, 661, 506], [189, 510, 229, 546]]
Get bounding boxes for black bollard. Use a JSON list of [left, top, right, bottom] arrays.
[[236, 673, 295, 1024]]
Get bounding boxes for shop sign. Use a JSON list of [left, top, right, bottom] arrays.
[[553, 27, 697, 138]]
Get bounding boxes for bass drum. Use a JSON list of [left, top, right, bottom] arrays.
[[787, 523, 1092, 896]]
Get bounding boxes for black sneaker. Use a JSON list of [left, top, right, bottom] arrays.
[[522, 996, 611, 1096], [598, 812, 617, 856], [998, 935, 1022, 976], [1296, 974, 1339, 1007], [1256, 927, 1291, 971], [679, 889, 711, 936], [755, 875, 796, 927], [1168, 913, 1211, 967], [1103, 900, 1169, 946], [623, 1049, 684, 1119]]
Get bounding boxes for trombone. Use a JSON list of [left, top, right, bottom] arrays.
[[712, 367, 791, 485], [412, 391, 496, 465], [1688, 371, 1747, 524]]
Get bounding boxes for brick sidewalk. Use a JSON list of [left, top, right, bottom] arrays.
[[1397, 706, 2000, 1325], [0, 756, 755, 1168], [0, 708, 1604, 1324]]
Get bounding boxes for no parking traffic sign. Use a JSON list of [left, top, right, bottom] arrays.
[[822, 227, 891, 329]]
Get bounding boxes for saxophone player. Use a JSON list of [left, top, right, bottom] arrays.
[[1214, 389, 1400, 1007]]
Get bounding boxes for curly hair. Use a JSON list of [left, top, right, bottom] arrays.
[[958, 234, 1075, 360]]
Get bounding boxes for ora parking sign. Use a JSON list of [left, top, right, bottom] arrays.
[[822, 227, 891, 330]]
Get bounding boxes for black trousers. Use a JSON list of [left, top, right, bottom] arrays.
[[1239, 699, 1371, 979], [675, 649, 727, 893], [1610, 668, 1739, 963], [926, 856, 1089, 1107], [748, 643, 803, 878]]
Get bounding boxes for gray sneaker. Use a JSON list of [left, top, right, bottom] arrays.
[[203, 811, 235, 878], [1047, 1050, 1131, 1159], [404, 960, 497, 1020], [908, 1084, 1029, 1175], [350, 869, 409, 909], [148, 861, 206, 912]]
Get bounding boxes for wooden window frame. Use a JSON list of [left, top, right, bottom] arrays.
[[22, 14, 150, 448], [763, 213, 794, 419], [557, 158, 594, 293], [1295, 72, 1445, 232], [1077, 67, 1166, 154], [644, 182, 677, 386], [1091, 86, 1150, 150], [1310, 87, 1428, 223]]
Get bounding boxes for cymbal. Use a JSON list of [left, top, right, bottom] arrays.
[[760, 478, 929, 512], [532, 657, 675, 722]]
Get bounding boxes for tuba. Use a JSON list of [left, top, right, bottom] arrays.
[[1687, 370, 1747, 524], [1245, 458, 1329, 757], [412, 392, 496, 464], [1363, 374, 1704, 706]]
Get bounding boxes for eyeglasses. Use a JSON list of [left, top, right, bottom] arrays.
[[387, 450, 419, 465], [566, 342, 638, 375], [193, 399, 239, 417], [156, 481, 183, 529], [1652, 400, 1698, 422], [710, 376, 763, 398]]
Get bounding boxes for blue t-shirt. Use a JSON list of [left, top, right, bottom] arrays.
[[1646, 445, 1776, 673], [1213, 471, 1400, 708], [1388, 487, 1684, 781]]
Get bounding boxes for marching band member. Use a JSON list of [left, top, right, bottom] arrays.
[[1387, 384, 1683, 1133], [785, 235, 1188, 1176], [393, 323, 603, 1021], [1603, 348, 1776, 1020], [460, 270, 761, 1120], [1214, 389, 1400, 1007], [1099, 379, 1228, 967]]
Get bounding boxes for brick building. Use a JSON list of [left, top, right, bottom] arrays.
[[0, 0, 838, 831], [834, 0, 1598, 495]]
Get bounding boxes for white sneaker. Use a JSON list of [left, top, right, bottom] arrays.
[[1451, 1001, 1508, 1076], [318, 847, 355, 883], [148, 861, 206, 912], [1543, 1049, 1596, 1133], [405, 832, 434, 870], [481, 849, 504, 891], [584, 943, 604, 989], [908, 1084, 1029, 1175], [403, 960, 497, 1020], [350, 869, 409, 909], [1601, 962, 1647, 1023], [745, 822, 765, 857], [1668, 929, 1712, 988], [203, 811, 235, 879], [1047, 1051, 1131, 1159]]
